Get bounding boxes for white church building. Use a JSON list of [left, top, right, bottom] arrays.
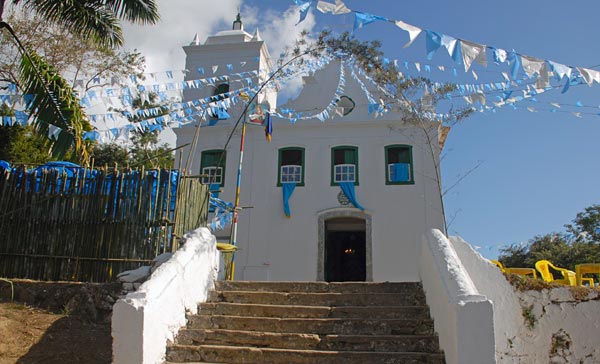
[[174, 16, 446, 282]]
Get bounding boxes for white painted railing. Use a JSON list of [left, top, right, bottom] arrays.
[[420, 229, 496, 364], [112, 227, 219, 364]]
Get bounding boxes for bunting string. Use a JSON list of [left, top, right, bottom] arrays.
[[296, 0, 600, 94]]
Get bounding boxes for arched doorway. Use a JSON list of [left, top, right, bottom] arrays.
[[317, 208, 372, 281]]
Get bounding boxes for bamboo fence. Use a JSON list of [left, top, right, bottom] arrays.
[[0, 166, 208, 282]]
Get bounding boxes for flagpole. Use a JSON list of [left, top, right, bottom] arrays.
[[227, 110, 247, 280]]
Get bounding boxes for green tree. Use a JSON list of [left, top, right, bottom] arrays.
[[0, 11, 146, 92], [91, 142, 129, 168], [129, 130, 174, 170], [0, 0, 159, 163], [0, 0, 159, 49], [566, 205, 600, 243], [498, 206, 600, 270], [0, 104, 51, 164]]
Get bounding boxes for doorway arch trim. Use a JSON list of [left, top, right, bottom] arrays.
[[317, 208, 373, 281]]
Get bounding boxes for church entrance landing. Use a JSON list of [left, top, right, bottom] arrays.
[[317, 208, 372, 282]]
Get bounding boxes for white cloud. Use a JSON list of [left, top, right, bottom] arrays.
[[122, 0, 243, 72], [242, 6, 317, 101], [122, 1, 316, 101]]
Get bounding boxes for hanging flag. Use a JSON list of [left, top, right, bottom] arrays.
[[441, 35, 458, 57], [395, 20, 422, 48], [297, 1, 312, 24], [48, 125, 62, 140], [508, 51, 521, 80], [425, 30, 443, 60], [493, 48, 508, 64], [316, 0, 350, 14], [460, 40, 486, 71], [549, 61, 572, 80], [264, 112, 273, 141], [577, 67, 600, 86], [354, 12, 387, 30]]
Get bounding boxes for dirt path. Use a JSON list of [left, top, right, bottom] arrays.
[[0, 302, 111, 364]]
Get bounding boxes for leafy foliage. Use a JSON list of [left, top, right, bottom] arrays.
[[90, 136, 174, 170], [129, 130, 174, 169], [498, 205, 600, 270], [19, 49, 92, 163], [1, 0, 160, 48], [90, 143, 128, 167], [0, 105, 51, 164], [0, 11, 146, 92]]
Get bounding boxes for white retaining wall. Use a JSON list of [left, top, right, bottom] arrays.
[[451, 235, 600, 363], [112, 227, 219, 364], [420, 229, 496, 364]]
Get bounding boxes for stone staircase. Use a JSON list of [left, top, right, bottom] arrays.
[[166, 281, 446, 364]]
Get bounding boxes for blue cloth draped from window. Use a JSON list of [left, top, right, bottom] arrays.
[[391, 163, 410, 182], [282, 182, 296, 218], [339, 181, 365, 210]]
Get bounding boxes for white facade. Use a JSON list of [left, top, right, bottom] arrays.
[[174, 21, 445, 282]]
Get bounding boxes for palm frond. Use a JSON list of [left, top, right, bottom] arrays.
[[101, 0, 160, 24], [20, 0, 123, 48], [19, 48, 92, 163]]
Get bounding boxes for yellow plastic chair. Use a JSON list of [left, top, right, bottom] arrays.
[[535, 260, 576, 286], [490, 260, 537, 278], [490, 260, 506, 273], [581, 277, 595, 287]]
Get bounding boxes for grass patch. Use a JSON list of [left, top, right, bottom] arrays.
[[505, 273, 557, 291], [521, 304, 537, 329]]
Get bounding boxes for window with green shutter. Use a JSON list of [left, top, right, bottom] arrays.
[[200, 150, 226, 186], [385, 145, 414, 185], [278, 147, 305, 186], [331, 146, 359, 185]]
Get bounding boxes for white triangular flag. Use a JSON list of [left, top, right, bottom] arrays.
[[334, 0, 351, 14], [395, 20, 422, 48], [48, 125, 62, 140], [521, 55, 544, 78], [441, 35, 457, 57], [460, 40, 485, 72], [577, 67, 600, 86], [549, 61, 572, 79], [535, 62, 550, 89], [316, 1, 334, 13]]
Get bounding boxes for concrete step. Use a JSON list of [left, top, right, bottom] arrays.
[[214, 281, 424, 294], [187, 315, 435, 335], [166, 344, 446, 364], [175, 329, 442, 353], [208, 291, 426, 307], [198, 302, 431, 320]]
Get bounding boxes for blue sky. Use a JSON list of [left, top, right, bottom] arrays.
[[125, 0, 600, 258]]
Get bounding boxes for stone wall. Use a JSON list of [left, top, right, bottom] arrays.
[[450, 235, 600, 363], [0, 279, 121, 322]]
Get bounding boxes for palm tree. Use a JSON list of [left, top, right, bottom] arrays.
[[0, 0, 160, 164], [1, 0, 159, 48]]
